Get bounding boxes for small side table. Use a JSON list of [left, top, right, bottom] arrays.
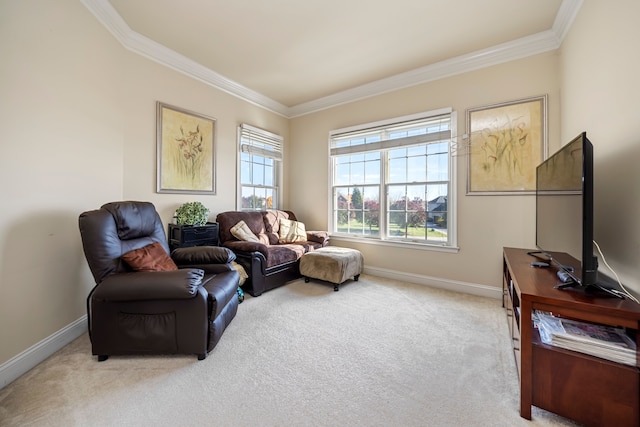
[[168, 222, 219, 252]]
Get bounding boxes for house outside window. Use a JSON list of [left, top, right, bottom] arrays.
[[238, 124, 282, 211], [329, 108, 457, 249]]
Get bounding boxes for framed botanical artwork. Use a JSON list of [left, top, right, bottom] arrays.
[[156, 102, 216, 194], [466, 95, 547, 195]]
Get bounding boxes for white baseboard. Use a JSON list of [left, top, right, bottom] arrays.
[[0, 315, 87, 389], [363, 266, 502, 300]]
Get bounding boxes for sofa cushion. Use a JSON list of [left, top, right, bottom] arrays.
[[230, 220, 260, 242], [264, 210, 297, 245], [121, 241, 178, 272], [265, 244, 306, 267], [278, 218, 307, 243], [217, 211, 267, 245], [223, 240, 309, 268]]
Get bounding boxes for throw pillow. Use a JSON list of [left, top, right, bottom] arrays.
[[231, 261, 248, 286], [121, 241, 178, 272], [278, 218, 307, 243], [230, 220, 260, 242]]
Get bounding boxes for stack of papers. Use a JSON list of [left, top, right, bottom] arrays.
[[535, 311, 638, 366]]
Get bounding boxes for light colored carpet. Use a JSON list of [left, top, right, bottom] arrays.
[[0, 275, 577, 426]]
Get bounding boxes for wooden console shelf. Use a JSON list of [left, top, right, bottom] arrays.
[[503, 247, 640, 427]]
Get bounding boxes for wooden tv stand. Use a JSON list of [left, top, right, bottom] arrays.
[[503, 247, 640, 426]]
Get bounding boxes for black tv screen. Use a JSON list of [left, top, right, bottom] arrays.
[[535, 132, 597, 287]]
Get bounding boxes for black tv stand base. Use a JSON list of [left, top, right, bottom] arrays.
[[588, 283, 625, 299], [555, 281, 624, 299]]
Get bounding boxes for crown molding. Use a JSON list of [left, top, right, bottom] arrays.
[[80, 0, 290, 117], [552, 0, 584, 41], [82, 0, 582, 119], [288, 29, 562, 118]]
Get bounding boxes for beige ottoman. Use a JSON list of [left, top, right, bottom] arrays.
[[300, 246, 363, 291]]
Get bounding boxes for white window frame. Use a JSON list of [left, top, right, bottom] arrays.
[[237, 123, 283, 211], [328, 108, 458, 252]]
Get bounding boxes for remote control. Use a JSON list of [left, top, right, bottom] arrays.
[[530, 261, 549, 268]]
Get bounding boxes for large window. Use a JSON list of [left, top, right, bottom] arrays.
[[238, 124, 282, 210], [330, 109, 456, 248]]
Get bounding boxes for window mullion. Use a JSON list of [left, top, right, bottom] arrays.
[[380, 150, 388, 240]]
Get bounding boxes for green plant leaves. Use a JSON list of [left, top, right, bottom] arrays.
[[175, 201, 209, 226]]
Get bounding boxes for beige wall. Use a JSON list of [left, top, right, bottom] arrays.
[[289, 53, 561, 289], [0, 0, 124, 365], [559, 0, 640, 295], [0, 0, 286, 366], [119, 53, 289, 219]]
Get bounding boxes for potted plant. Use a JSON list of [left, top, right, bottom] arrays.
[[175, 201, 209, 226]]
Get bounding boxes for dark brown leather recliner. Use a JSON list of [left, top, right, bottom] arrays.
[[79, 201, 239, 361]]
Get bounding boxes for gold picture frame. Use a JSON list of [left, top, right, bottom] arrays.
[[466, 95, 547, 195], [156, 102, 216, 194]]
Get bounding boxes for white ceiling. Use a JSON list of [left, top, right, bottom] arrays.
[[83, 0, 582, 117]]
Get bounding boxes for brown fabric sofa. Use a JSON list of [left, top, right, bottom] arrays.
[[216, 210, 329, 296]]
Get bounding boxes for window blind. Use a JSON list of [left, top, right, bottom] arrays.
[[330, 114, 451, 156], [239, 123, 283, 160]]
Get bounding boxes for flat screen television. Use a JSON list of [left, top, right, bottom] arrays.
[[534, 132, 614, 295]]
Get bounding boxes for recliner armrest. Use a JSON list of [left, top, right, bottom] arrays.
[[93, 269, 204, 301], [171, 246, 236, 265]]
